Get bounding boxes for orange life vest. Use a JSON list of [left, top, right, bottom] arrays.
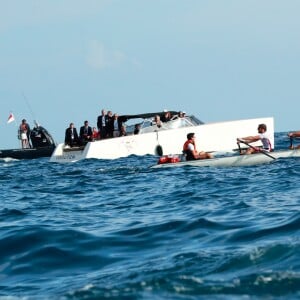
[[183, 139, 197, 160], [183, 139, 197, 152]]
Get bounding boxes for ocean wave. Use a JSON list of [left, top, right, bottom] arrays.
[[0, 139, 299, 299]]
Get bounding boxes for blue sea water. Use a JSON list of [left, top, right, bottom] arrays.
[[0, 132, 299, 299]]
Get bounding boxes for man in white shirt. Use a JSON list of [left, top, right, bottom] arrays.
[[237, 123, 272, 154]]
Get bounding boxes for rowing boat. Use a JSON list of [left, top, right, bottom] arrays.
[[151, 149, 300, 168]]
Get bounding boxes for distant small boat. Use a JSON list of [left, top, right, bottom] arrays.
[[151, 149, 300, 169], [0, 126, 56, 160]]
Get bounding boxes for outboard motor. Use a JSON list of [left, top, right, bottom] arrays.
[[30, 126, 56, 148]]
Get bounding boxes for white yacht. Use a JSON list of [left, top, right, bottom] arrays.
[[50, 111, 274, 163]]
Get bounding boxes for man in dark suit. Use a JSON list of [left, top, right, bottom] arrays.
[[79, 120, 93, 144], [97, 109, 109, 139], [65, 122, 79, 147]]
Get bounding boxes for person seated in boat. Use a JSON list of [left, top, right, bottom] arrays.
[[179, 111, 186, 118], [183, 132, 213, 160], [80, 120, 93, 144], [65, 122, 80, 147], [119, 125, 127, 137], [92, 127, 100, 140], [134, 123, 141, 134], [151, 115, 163, 128], [171, 111, 186, 121], [97, 109, 109, 139], [18, 119, 31, 149], [237, 123, 273, 154], [161, 110, 171, 122], [288, 131, 300, 149]]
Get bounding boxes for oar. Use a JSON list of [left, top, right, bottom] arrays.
[[238, 139, 276, 160], [237, 142, 242, 154]]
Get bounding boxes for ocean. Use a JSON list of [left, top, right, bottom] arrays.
[[0, 132, 299, 299]]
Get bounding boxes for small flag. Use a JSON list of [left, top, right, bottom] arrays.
[[7, 112, 15, 124]]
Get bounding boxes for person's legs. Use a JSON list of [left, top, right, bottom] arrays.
[[198, 151, 213, 159]]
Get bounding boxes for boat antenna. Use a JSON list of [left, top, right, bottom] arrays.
[[22, 92, 38, 127]]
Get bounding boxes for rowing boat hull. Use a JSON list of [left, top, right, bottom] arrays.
[[151, 150, 300, 168]]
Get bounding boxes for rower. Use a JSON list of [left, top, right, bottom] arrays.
[[288, 131, 300, 149], [237, 123, 272, 154]]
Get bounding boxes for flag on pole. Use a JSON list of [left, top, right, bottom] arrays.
[[7, 112, 15, 124]]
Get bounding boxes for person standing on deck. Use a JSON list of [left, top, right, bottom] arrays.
[[106, 110, 114, 138], [111, 113, 122, 137], [97, 109, 109, 139], [18, 119, 31, 148]]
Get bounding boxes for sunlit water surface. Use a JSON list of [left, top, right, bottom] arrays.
[[0, 132, 299, 299]]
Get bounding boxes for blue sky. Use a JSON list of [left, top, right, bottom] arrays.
[[1, 0, 300, 149]]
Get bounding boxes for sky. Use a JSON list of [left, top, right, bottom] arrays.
[[1, 0, 300, 149]]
